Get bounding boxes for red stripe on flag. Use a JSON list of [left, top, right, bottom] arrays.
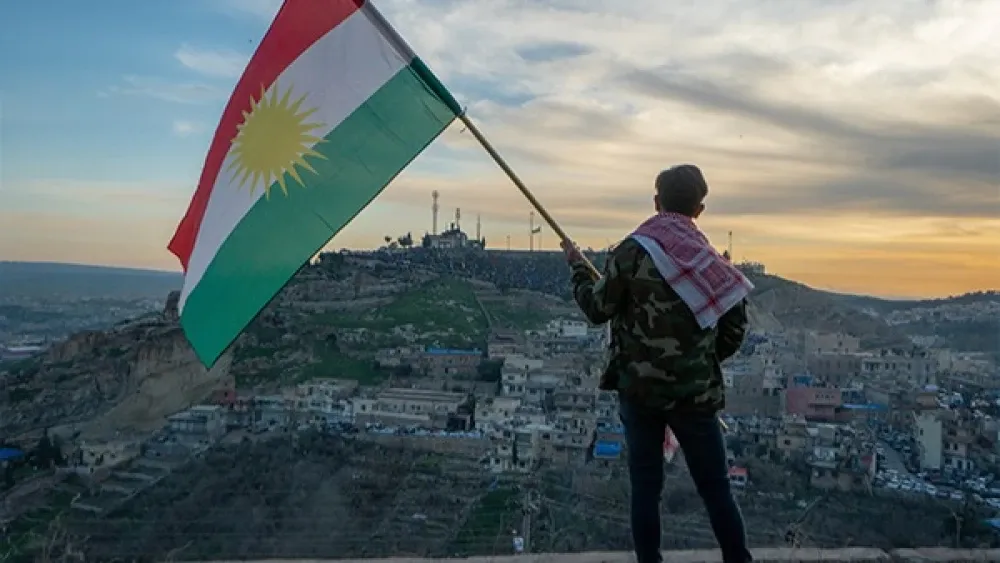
[[168, 0, 365, 270]]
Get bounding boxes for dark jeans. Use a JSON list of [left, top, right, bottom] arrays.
[[619, 399, 752, 563]]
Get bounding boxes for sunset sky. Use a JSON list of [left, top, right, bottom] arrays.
[[1, 0, 997, 298]]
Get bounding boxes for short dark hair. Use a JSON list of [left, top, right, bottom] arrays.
[[655, 164, 708, 216]]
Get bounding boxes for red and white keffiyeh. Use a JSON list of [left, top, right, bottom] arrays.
[[630, 212, 754, 329]]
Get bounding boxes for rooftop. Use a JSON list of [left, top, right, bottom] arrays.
[[202, 549, 1000, 562]]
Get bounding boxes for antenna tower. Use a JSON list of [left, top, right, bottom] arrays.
[[476, 214, 481, 241], [529, 212, 535, 252], [431, 190, 440, 235], [728, 231, 733, 259]]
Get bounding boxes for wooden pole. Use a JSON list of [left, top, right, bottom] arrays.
[[458, 114, 600, 279]]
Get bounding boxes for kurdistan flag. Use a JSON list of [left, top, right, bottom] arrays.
[[168, 0, 462, 367]]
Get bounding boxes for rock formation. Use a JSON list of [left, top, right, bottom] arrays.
[[1, 292, 231, 441]]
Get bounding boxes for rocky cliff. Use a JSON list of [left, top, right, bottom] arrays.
[[1, 295, 231, 440]]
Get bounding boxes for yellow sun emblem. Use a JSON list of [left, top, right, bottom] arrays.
[[227, 82, 326, 198]]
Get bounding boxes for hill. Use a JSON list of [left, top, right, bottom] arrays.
[[834, 290, 1000, 314], [0, 261, 181, 299], [746, 274, 912, 349]]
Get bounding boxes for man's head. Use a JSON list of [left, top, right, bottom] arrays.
[[653, 164, 708, 218]]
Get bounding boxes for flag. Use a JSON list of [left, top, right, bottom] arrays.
[[168, 0, 462, 366]]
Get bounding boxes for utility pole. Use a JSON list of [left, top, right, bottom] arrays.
[[506, 235, 511, 251]]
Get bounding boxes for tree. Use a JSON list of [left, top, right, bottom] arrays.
[[383, 235, 392, 246], [32, 429, 64, 469]]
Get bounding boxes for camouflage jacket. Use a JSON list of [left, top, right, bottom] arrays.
[[570, 238, 748, 413]]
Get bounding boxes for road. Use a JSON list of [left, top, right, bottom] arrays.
[[878, 441, 913, 478]]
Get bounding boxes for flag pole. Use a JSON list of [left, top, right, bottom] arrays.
[[458, 113, 729, 433], [457, 114, 601, 279]]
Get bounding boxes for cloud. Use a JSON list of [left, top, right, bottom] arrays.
[[516, 41, 594, 63], [352, 0, 999, 230], [104, 75, 226, 104], [174, 44, 248, 78], [32, 0, 999, 296], [172, 120, 206, 137]]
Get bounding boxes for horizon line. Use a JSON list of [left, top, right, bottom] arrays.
[[3, 257, 996, 302]]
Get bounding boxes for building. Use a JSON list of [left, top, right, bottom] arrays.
[[807, 354, 863, 387], [913, 410, 944, 471], [776, 417, 812, 460], [167, 405, 227, 441], [500, 355, 545, 396], [540, 319, 589, 339], [726, 363, 782, 417], [420, 347, 482, 377], [942, 413, 976, 472], [802, 332, 861, 355], [354, 388, 468, 429], [487, 417, 595, 472], [861, 351, 938, 387], [475, 397, 522, 429], [69, 441, 141, 478], [487, 330, 523, 359], [552, 385, 597, 413], [296, 378, 359, 399], [422, 224, 484, 249], [783, 386, 842, 422]]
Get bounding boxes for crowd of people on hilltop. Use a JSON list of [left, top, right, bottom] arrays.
[[327, 247, 608, 299]]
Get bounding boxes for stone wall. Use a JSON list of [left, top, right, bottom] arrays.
[[356, 433, 491, 459]]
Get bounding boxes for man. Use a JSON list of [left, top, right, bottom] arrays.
[[562, 164, 754, 563]]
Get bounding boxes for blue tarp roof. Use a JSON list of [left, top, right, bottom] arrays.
[[0, 448, 24, 461], [593, 440, 622, 458]]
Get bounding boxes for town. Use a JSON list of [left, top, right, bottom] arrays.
[[1, 234, 999, 559]]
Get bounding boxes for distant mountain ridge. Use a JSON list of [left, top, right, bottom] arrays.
[[0, 261, 182, 299], [2, 259, 996, 305]]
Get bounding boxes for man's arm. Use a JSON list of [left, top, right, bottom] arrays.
[[568, 241, 633, 325], [716, 299, 748, 361]]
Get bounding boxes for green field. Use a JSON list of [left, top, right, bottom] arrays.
[[311, 277, 489, 347], [300, 341, 384, 384], [483, 300, 552, 331]]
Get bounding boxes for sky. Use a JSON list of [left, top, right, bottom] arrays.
[[0, 0, 997, 298]]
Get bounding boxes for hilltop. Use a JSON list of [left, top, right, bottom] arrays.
[[5, 253, 997, 359]]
